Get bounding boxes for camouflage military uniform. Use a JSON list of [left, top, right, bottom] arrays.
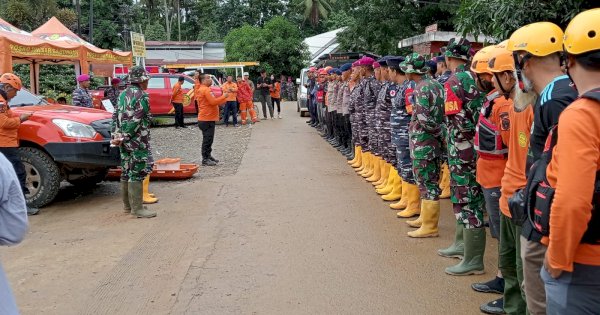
[[112, 86, 152, 182], [437, 70, 452, 85], [378, 82, 398, 165], [436, 69, 452, 163], [365, 76, 381, 153], [392, 80, 417, 184], [72, 87, 93, 108], [444, 64, 486, 228], [348, 80, 363, 146], [373, 80, 389, 156], [410, 76, 446, 200]]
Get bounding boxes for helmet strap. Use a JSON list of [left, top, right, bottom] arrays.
[[513, 52, 532, 92]]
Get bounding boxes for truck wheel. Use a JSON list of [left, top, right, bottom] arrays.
[[19, 147, 61, 208], [67, 169, 108, 187]]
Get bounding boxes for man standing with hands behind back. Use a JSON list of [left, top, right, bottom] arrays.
[[197, 73, 229, 166], [0, 73, 38, 215], [171, 76, 185, 128], [222, 75, 239, 127], [256, 70, 274, 120]]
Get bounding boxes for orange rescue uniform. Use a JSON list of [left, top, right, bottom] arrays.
[[546, 98, 600, 272], [477, 94, 512, 188], [197, 85, 227, 122], [270, 82, 281, 99], [222, 82, 238, 102], [500, 105, 534, 217], [171, 81, 184, 103], [0, 94, 20, 147]]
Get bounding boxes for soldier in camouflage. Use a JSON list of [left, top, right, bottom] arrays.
[[434, 55, 452, 200], [435, 55, 452, 84], [373, 57, 396, 188], [441, 38, 486, 276], [348, 61, 365, 169], [111, 65, 157, 219], [358, 57, 380, 179], [382, 57, 413, 208], [401, 53, 446, 238], [366, 60, 386, 183]]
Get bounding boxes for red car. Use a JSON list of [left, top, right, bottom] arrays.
[[92, 73, 223, 115]]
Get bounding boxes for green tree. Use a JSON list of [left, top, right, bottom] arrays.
[[224, 17, 309, 76], [296, 0, 334, 27], [55, 8, 78, 31], [145, 21, 168, 40], [455, 0, 597, 40]]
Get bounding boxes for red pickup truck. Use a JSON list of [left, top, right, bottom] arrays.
[[9, 89, 120, 208], [91, 73, 223, 115]]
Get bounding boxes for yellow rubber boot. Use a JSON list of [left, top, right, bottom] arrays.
[[366, 156, 382, 182], [373, 162, 389, 186], [407, 200, 440, 238], [397, 183, 422, 217], [362, 154, 376, 178], [359, 153, 372, 176], [142, 176, 158, 204], [356, 152, 369, 172], [382, 172, 402, 201], [377, 168, 395, 195], [350, 146, 362, 167], [390, 180, 408, 210], [440, 163, 451, 199]]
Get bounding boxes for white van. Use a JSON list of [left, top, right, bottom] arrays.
[[296, 68, 309, 117]]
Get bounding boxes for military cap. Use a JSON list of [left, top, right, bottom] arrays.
[[352, 61, 360, 68], [373, 61, 381, 69], [434, 55, 446, 63], [444, 38, 472, 61], [359, 56, 376, 67], [426, 59, 437, 74], [377, 56, 392, 67], [400, 52, 429, 74], [385, 56, 405, 69], [128, 65, 150, 83], [334, 69, 343, 75], [340, 63, 352, 72]]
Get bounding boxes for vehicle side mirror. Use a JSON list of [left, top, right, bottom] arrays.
[[295, 78, 301, 85]]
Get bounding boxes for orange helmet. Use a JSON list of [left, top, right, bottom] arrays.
[[0, 73, 22, 90], [470, 45, 494, 74], [488, 41, 515, 73]]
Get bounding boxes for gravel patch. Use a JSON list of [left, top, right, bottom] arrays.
[[150, 121, 252, 179]]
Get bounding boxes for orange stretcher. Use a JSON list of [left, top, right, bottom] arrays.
[[107, 163, 199, 180]]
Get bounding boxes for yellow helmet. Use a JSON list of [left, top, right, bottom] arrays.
[[564, 8, 600, 55], [470, 45, 494, 74], [507, 22, 564, 56], [488, 40, 515, 73]]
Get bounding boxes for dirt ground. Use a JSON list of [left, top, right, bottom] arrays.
[[3, 102, 497, 315]]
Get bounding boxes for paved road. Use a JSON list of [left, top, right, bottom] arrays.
[[4, 102, 496, 314]]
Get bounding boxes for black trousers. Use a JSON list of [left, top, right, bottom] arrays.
[[0, 147, 28, 194], [198, 121, 215, 160], [344, 114, 352, 147], [173, 102, 184, 127], [272, 97, 281, 113]]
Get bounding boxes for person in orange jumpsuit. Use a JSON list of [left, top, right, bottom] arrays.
[[197, 73, 229, 166], [270, 77, 282, 119], [0, 73, 37, 215], [541, 9, 600, 314], [170, 76, 185, 128], [237, 76, 257, 126]]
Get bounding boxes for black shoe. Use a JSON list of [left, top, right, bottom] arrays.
[[27, 206, 40, 216], [209, 156, 220, 163], [480, 298, 505, 314], [306, 120, 312, 124], [472, 276, 505, 294], [202, 159, 217, 166]]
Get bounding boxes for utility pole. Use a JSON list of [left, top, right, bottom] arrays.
[[177, 0, 181, 41], [74, 0, 81, 36], [89, 0, 94, 44]]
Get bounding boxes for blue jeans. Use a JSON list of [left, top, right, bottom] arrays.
[[542, 263, 600, 315], [223, 101, 238, 126]]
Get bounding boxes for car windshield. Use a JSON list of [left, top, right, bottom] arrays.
[[8, 89, 49, 108]]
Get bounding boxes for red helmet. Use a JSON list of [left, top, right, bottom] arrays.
[[0, 73, 22, 90]]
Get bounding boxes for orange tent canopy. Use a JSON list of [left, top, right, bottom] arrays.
[[0, 18, 81, 73], [32, 17, 132, 66]]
